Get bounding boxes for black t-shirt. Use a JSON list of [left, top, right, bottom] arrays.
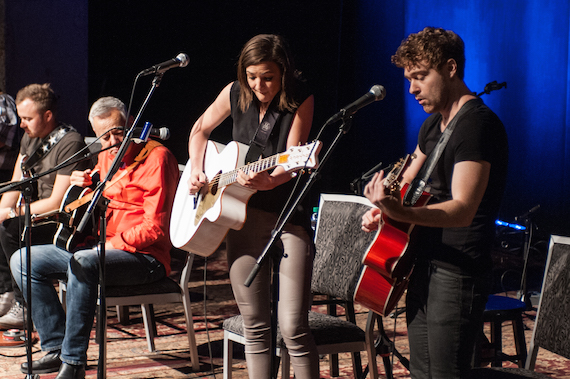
[[20, 124, 90, 199], [229, 80, 312, 226], [414, 98, 509, 274]]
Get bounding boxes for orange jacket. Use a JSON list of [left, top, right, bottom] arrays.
[[96, 142, 179, 274]]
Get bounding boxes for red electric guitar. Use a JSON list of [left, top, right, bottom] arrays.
[[353, 155, 431, 316]]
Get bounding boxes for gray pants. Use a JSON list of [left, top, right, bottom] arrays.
[[226, 207, 319, 379]]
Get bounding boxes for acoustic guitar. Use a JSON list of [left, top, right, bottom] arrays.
[[25, 184, 97, 251], [170, 140, 322, 257]]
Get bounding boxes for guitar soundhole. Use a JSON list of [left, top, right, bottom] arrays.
[[210, 172, 221, 195]]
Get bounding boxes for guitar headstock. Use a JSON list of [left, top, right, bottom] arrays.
[[383, 154, 415, 195], [277, 141, 323, 172], [19, 154, 36, 178]]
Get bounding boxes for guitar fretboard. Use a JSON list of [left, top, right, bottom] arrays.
[[215, 153, 281, 188]]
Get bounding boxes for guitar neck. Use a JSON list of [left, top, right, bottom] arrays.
[[218, 153, 281, 187], [31, 209, 61, 222]]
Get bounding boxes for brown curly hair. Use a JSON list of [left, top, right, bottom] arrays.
[[391, 27, 466, 79]]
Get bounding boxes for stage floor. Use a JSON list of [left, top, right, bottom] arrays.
[[0, 248, 566, 378]]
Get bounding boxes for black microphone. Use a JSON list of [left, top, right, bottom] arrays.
[[139, 53, 189, 77], [326, 85, 386, 124], [133, 126, 170, 140], [515, 204, 540, 221]]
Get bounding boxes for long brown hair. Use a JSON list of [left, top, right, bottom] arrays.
[[236, 34, 299, 113]]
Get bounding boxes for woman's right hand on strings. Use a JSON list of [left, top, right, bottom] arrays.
[[188, 168, 207, 195]]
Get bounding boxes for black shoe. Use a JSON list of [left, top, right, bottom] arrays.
[[20, 350, 62, 374], [55, 362, 85, 379]]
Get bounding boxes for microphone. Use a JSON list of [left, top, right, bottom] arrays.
[[515, 204, 540, 221], [121, 126, 170, 140], [326, 84, 386, 124], [136, 126, 170, 140], [139, 53, 189, 77]]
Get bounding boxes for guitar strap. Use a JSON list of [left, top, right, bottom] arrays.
[[245, 104, 281, 164], [21, 124, 72, 173], [63, 139, 162, 212], [403, 98, 480, 206]]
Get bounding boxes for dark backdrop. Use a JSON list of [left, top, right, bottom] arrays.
[[85, 1, 405, 209], [5, 1, 570, 239]]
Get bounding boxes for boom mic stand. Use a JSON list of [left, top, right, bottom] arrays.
[[244, 112, 355, 378], [76, 71, 164, 379], [516, 204, 540, 310], [20, 179, 36, 379], [476, 80, 507, 97], [0, 139, 121, 379], [350, 162, 410, 378], [350, 161, 383, 195]]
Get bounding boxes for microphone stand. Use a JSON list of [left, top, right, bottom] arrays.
[[244, 115, 354, 379], [516, 205, 539, 310], [349, 163, 410, 378], [21, 179, 36, 379], [350, 161, 383, 195], [0, 140, 119, 379], [76, 72, 164, 379], [476, 80, 507, 97]]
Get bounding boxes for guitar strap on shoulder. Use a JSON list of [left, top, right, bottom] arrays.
[[133, 139, 162, 163], [403, 98, 481, 206], [64, 140, 162, 213], [245, 105, 281, 164], [22, 124, 72, 173], [107, 139, 162, 185]]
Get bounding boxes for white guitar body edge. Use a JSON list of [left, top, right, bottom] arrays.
[[170, 141, 256, 257], [53, 185, 92, 251]]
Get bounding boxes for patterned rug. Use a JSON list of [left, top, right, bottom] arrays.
[[0, 249, 568, 378]]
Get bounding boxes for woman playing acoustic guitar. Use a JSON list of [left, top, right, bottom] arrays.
[[187, 34, 318, 379]]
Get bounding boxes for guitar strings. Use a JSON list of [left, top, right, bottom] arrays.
[[202, 143, 313, 190], [204, 154, 280, 189]]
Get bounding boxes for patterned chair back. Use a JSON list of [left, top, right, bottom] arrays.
[[311, 194, 376, 302]]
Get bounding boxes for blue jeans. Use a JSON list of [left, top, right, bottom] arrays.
[[406, 262, 492, 379], [10, 244, 165, 365]]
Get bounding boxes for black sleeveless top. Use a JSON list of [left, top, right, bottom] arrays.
[[229, 80, 312, 225]]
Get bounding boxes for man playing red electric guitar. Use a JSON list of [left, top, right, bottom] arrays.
[[361, 27, 508, 379]]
